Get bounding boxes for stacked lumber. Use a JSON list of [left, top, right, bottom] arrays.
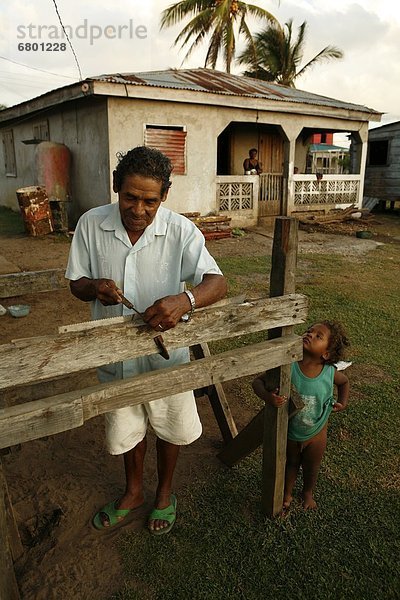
[[181, 212, 232, 240], [297, 204, 359, 225]]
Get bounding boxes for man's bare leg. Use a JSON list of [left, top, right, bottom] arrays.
[[148, 438, 180, 533], [283, 440, 301, 509], [100, 437, 147, 527], [301, 426, 327, 509]]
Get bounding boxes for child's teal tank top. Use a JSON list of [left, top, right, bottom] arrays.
[[288, 362, 335, 442]]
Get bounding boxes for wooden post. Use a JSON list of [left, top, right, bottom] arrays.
[[217, 218, 300, 477], [261, 216, 298, 517]]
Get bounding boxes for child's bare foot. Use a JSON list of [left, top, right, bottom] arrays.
[[302, 491, 317, 510], [282, 494, 293, 510]]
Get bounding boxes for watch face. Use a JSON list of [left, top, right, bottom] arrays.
[[181, 313, 190, 322]]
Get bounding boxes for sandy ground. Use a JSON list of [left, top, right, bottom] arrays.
[[0, 217, 395, 599]]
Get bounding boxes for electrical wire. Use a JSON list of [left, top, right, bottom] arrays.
[[0, 55, 76, 79], [50, 0, 83, 81]]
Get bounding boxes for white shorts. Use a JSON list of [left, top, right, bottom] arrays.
[[105, 391, 202, 455]]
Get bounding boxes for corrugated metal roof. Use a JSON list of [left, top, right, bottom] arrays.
[[368, 120, 400, 132], [90, 68, 380, 115], [310, 144, 349, 152]]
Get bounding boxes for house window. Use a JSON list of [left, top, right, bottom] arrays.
[[144, 125, 186, 175], [33, 120, 49, 141], [320, 133, 327, 143], [368, 140, 389, 166], [2, 130, 16, 176]]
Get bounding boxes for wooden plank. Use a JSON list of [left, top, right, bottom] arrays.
[[0, 336, 303, 450], [0, 294, 308, 390], [0, 462, 20, 600], [262, 216, 299, 518], [0, 268, 66, 298], [218, 409, 264, 466], [191, 343, 238, 442]]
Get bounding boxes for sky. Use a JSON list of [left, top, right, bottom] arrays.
[[1, 0, 400, 132]]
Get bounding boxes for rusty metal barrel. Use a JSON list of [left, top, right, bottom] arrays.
[[15, 186, 54, 236], [36, 141, 71, 232]]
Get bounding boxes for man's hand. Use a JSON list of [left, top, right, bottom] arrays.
[[95, 279, 124, 306], [143, 293, 190, 331], [70, 277, 124, 305]]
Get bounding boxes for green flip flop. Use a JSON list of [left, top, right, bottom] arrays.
[[148, 494, 177, 536], [92, 500, 139, 531]]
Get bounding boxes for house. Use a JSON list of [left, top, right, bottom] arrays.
[[0, 68, 382, 227], [364, 121, 400, 210], [305, 132, 349, 175]]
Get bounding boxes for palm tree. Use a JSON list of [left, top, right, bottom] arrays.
[[237, 19, 343, 87], [160, 1, 278, 74]]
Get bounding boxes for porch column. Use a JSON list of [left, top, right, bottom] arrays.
[[357, 123, 369, 209], [280, 124, 302, 216]]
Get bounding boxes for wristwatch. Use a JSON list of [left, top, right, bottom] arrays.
[[182, 289, 196, 322]]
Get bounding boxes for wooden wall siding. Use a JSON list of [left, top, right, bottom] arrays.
[[145, 127, 186, 175], [0, 294, 308, 390], [2, 130, 16, 176], [364, 126, 400, 200]]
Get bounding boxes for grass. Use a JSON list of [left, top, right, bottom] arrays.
[[113, 231, 400, 600]]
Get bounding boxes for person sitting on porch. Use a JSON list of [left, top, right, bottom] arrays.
[[243, 148, 263, 175]]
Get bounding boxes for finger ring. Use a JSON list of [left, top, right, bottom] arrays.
[[158, 324, 164, 331]]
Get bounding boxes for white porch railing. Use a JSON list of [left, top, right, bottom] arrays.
[[217, 175, 256, 211], [216, 174, 361, 221], [293, 175, 361, 208], [216, 175, 259, 226]]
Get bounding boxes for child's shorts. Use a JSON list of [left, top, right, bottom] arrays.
[[105, 391, 202, 455]]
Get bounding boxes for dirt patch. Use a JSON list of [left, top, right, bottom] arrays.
[[1, 212, 399, 599]]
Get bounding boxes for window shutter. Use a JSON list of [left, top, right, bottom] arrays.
[[33, 120, 49, 141], [3, 130, 16, 176], [145, 126, 186, 175]]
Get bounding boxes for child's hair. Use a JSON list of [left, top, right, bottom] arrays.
[[320, 320, 350, 364]]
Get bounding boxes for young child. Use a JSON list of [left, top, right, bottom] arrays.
[[252, 320, 350, 510]]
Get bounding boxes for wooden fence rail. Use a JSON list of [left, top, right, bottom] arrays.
[[0, 294, 307, 390], [0, 216, 304, 599], [0, 334, 303, 450], [0, 268, 66, 298]]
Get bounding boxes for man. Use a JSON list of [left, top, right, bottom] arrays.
[[66, 146, 227, 535]]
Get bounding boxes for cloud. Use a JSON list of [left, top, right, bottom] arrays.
[[1, 0, 400, 125]]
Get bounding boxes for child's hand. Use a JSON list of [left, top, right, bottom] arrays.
[[268, 388, 288, 408], [332, 402, 346, 412]]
